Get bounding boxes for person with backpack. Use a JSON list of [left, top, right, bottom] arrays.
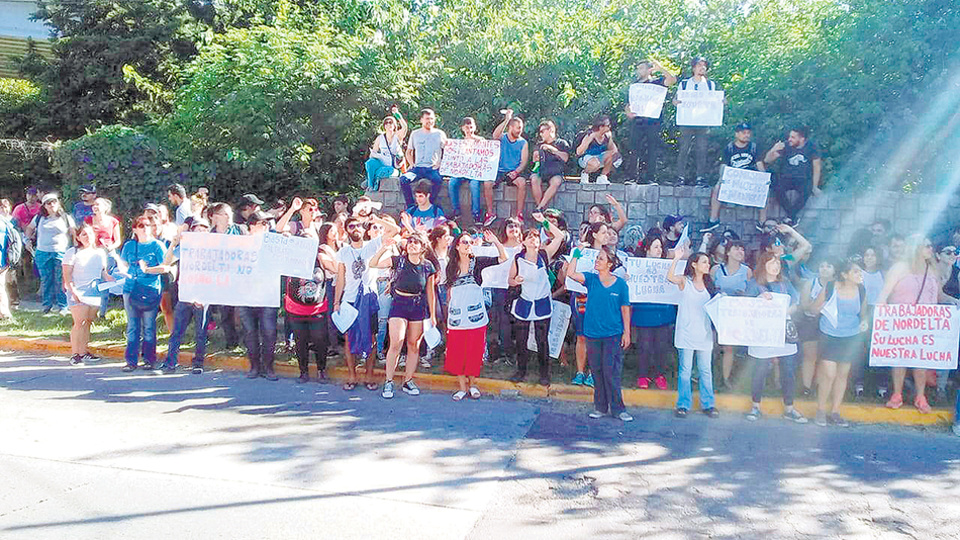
[[624, 59, 677, 185], [0, 213, 20, 319], [25, 193, 76, 315], [369, 232, 437, 398], [403, 180, 446, 232], [118, 215, 168, 372], [506, 213, 566, 385], [575, 116, 621, 185], [285, 234, 333, 385], [674, 57, 723, 187], [702, 123, 766, 232], [808, 258, 869, 427], [364, 108, 408, 191]]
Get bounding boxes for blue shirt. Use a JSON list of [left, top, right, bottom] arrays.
[[498, 134, 527, 173], [630, 303, 677, 328], [73, 202, 95, 223], [406, 204, 445, 231], [583, 273, 630, 338], [120, 239, 167, 293], [0, 217, 10, 267]]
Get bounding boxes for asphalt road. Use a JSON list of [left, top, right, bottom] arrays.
[[1, 350, 958, 539]]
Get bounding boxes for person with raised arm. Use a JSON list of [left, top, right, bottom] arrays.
[[761, 126, 823, 220], [567, 245, 633, 421], [365, 105, 408, 191], [624, 59, 676, 185], [667, 246, 719, 418], [491, 109, 530, 221]]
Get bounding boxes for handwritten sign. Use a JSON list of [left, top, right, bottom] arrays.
[[710, 294, 790, 347], [439, 139, 501, 182], [717, 166, 771, 208], [869, 304, 960, 369], [676, 89, 725, 127], [179, 232, 318, 307], [629, 83, 668, 119], [527, 300, 572, 358], [624, 257, 682, 304]]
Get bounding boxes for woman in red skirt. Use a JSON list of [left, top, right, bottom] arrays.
[[444, 229, 507, 400]]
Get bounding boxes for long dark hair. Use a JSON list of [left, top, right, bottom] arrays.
[[499, 217, 522, 243], [585, 221, 607, 248], [636, 227, 666, 258], [317, 222, 337, 248], [683, 251, 716, 296], [445, 231, 473, 286]]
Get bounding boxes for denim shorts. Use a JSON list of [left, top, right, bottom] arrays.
[[389, 293, 429, 321]]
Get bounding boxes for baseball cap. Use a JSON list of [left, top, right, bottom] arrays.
[[240, 194, 265, 207], [662, 214, 684, 230], [41, 193, 59, 205], [734, 122, 752, 132], [542, 208, 563, 219], [187, 217, 210, 229], [79, 184, 97, 194], [26, 186, 39, 195], [248, 210, 272, 224], [691, 57, 710, 68], [143, 203, 162, 213]]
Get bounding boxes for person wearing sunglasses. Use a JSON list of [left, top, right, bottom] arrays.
[[531, 120, 571, 213], [365, 110, 407, 191], [575, 115, 621, 185], [25, 193, 76, 315], [118, 215, 169, 372]]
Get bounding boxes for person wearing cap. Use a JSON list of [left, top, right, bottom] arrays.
[[702, 123, 767, 232], [158, 217, 212, 375], [674, 57, 723, 187], [12, 186, 42, 231], [166, 183, 192, 227], [761, 126, 823, 221], [624, 59, 677, 185], [72, 185, 97, 223], [236, 194, 265, 226], [25, 193, 76, 314]]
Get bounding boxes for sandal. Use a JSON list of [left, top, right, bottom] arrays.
[[342, 382, 358, 391], [364, 382, 379, 391], [452, 390, 467, 401], [468, 387, 481, 399]]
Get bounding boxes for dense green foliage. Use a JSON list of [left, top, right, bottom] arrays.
[[3, 0, 959, 205]]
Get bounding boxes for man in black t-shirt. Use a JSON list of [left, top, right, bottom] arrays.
[[703, 123, 766, 231], [531, 120, 572, 210], [762, 126, 822, 221], [623, 59, 676, 184]]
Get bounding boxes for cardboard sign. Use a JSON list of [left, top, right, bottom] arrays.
[[709, 294, 790, 347], [676, 89, 725, 127], [439, 139, 501, 182], [869, 304, 960, 369], [527, 300, 573, 359], [629, 83, 668, 119], [179, 232, 318, 307], [717, 166, 771, 208], [624, 257, 683, 304]]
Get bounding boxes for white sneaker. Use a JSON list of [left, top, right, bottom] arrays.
[[618, 412, 634, 422], [588, 410, 605, 419], [381, 381, 395, 399], [580, 172, 590, 184], [596, 174, 610, 185], [402, 380, 420, 396], [398, 354, 406, 368]]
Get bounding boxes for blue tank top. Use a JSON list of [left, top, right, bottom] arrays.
[[586, 134, 610, 156], [819, 288, 862, 338], [714, 263, 750, 295], [499, 134, 526, 172]]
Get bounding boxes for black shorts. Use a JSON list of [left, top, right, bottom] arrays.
[[389, 293, 429, 322], [495, 171, 515, 187], [819, 333, 863, 363]]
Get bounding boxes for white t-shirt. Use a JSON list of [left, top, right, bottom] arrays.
[[674, 278, 714, 351], [371, 133, 402, 168], [175, 199, 193, 225], [34, 214, 75, 253], [337, 236, 383, 304], [63, 247, 107, 289]]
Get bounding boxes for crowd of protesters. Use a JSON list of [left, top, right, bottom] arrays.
[[0, 57, 958, 436]]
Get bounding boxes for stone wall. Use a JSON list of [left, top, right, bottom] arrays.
[[365, 177, 955, 255]]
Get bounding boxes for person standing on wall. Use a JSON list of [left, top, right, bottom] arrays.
[[674, 57, 721, 187], [702, 123, 766, 232], [624, 59, 676, 185], [491, 109, 530, 222]]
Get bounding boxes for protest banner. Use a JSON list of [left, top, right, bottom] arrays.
[[527, 300, 573, 358], [629, 83, 668, 119], [710, 294, 790, 347], [439, 139, 501, 182], [676, 90, 725, 127], [869, 304, 960, 369], [624, 257, 683, 304], [178, 232, 318, 307], [717, 166, 771, 208]]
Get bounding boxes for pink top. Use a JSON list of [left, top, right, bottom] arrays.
[[84, 215, 121, 248], [888, 268, 939, 305], [12, 202, 40, 230]]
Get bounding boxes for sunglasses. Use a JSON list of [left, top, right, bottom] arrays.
[[346, 223, 361, 231], [940, 248, 957, 255]]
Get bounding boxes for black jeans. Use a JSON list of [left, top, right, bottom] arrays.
[[629, 120, 662, 183], [587, 336, 626, 415], [750, 354, 798, 406], [514, 317, 549, 378], [211, 305, 239, 347], [636, 325, 672, 377], [290, 314, 329, 375], [677, 127, 709, 180], [237, 307, 279, 374], [771, 177, 810, 220]]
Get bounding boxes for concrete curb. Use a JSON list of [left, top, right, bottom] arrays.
[[0, 335, 953, 426]]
